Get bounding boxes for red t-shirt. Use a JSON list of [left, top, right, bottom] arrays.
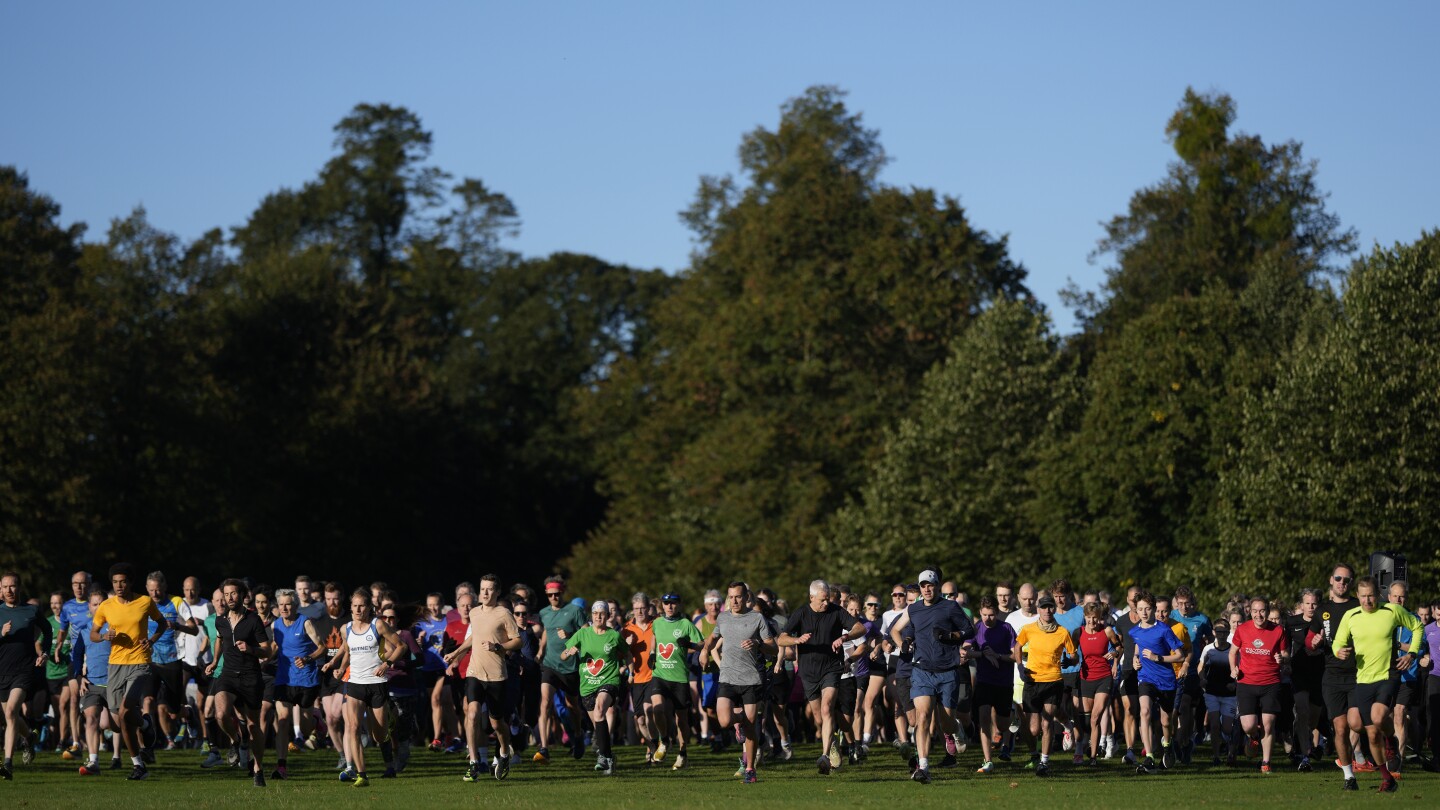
[[445, 613, 471, 676], [1076, 628, 1117, 681], [1231, 620, 1288, 686]]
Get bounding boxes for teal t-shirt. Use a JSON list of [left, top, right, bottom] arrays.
[[564, 626, 627, 696], [538, 603, 586, 673], [46, 615, 71, 680]]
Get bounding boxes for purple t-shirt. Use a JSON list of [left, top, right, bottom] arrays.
[[1426, 623, 1440, 677], [974, 621, 1018, 686]]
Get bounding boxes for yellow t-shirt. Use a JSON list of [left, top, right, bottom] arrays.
[[93, 595, 164, 665], [1169, 621, 1192, 678], [1016, 623, 1077, 684]]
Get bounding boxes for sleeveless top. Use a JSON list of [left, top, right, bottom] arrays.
[[345, 621, 385, 684]]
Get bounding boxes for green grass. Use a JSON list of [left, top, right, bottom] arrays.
[[2, 741, 1433, 808]]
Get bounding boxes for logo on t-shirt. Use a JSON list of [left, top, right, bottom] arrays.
[[586, 659, 604, 677], [1251, 638, 1264, 649], [657, 643, 676, 660]]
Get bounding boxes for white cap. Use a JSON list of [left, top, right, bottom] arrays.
[[918, 570, 939, 585]]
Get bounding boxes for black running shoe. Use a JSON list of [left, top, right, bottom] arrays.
[[127, 764, 149, 781], [1342, 777, 1358, 791]]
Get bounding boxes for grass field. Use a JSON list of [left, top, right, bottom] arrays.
[[1, 740, 1433, 808]]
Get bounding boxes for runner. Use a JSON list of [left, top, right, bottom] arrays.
[[269, 588, 325, 780], [327, 588, 403, 788], [207, 578, 274, 787], [1307, 564, 1364, 782], [533, 576, 586, 763], [58, 571, 93, 760], [1387, 580, 1422, 775], [1013, 594, 1077, 777], [1331, 576, 1423, 792], [143, 571, 196, 757], [294, 576, 325, 621], [1230, 596, 1288, 774], [858, 593, 888, 758], [414, 592, 455, 751], [560, 601, 630, 775], [621, 593, 658, 764], [378, 601, 421, 775], [1051, 579, 1084, 759], [44, 592, 75, 758], [1112, 586, 1143, 765], [1197, 616, 1238, 764], [1285, 587, 1324, 770], [75, 588, 117, 775], [700, 581, 776, 784], [445, 574, 522, 783], [1004, 583, 1039, 765], [1169, 585, 1211, 765], [886, 568, 973, 784], [1075, 601, 1121, 765], [972, 595, 1016, 774], [1153, 594, 1192, 766], [89, 564, 164, 782], [1424, 598, 1440, 770], [310, 582, 349, 768], [0, 573, 50, 780], [1128, 591, 1185, 775], [441, 584, 474, 756], [177, 577, 212, 750], [695, 590, 723, 751], [649, 592, 705, 770], [778, 579, 866, 775]]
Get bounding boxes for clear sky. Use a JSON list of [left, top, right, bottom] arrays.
[[4, 2, 1436, 332]]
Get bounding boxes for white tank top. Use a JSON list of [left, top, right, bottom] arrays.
[[345, 621, 385, 684]]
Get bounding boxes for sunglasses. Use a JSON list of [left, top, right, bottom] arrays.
[[940, 593, 956, 600], [1333, 576, 1352, 583], [891, 593, 905, 599], [864, 602, 880, 608], [513, 612, 528, 618], [547, 592, 563, 597]]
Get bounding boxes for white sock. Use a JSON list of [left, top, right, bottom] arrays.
[[918, 757, 929, 770], [131, 756, 143, 767], [1342, 764, 1354, 779], [1041, 753, 1049, 764]]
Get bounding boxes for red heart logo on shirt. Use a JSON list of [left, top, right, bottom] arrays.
[[658, 643, 676, 660], [586, 659, 604, 677]]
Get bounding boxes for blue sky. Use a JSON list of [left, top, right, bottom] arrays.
[[4, 2, 1436, 332]]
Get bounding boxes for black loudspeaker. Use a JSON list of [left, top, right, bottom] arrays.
[[1369, 551, 1407, 591]]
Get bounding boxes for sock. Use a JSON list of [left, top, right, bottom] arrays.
[[918, 756, 929, 770], [862, 732, 872, 743], [1342, 763, 1354, 779], [476, 745, 488, 764], [132, 756, 143, 767], [594, 719, 611, 758], [1041, 753, 1050, 763], [89, 754, 98, 766], [1354, 750, 1368, 764]]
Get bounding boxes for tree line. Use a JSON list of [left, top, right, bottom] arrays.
[[2, 87, 1435, 608]]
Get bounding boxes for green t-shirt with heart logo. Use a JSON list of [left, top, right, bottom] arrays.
[[650, 616, 704, 684], [564, 625, 628, 696]]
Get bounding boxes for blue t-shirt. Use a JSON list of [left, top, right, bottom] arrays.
[[1130, 622, 1184, 690], [906, 599, 974, 673], [894, 624, 916, 679], [1396, 611, 1424, 683], [272, 615, 320, 688], [1055, 608, 1085, 674], [85, 623, 111, 686], [148, 597, 185, 665], [414, 614, 450, 672], [1172, 611, 1212, 675]]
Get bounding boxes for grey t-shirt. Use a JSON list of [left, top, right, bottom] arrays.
[[714, 610, 773, 686]]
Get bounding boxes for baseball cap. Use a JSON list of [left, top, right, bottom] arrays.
[[1037, 595, 1058, 609], [918, 569, 939, 586]]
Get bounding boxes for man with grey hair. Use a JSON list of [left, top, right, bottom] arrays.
[[779, 579, 866, 774], [622, 592, 659, 763], [143, 570, 196, 757]]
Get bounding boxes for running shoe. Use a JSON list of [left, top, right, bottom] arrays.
[[1123, 749, 1138, 766], [602, 755, 614, 776], [444, 739, 465, 755], [743, 768, 758, 784], [288, 742, 301, 754], [201, 750, 226, 768], [462, 761, 481, 782], [945, 734, 958, 756], [429, 738, 444, 753], [140, 746, 156, 765], [1136, 757, 1154, 775], [533, 747, 550, 765], [672, 752, 687, 770], [571, 738, 585, 760], [1354, 760, 1377, 773], [1298, 756, 1312, 772], [78, 762, 101, 776], [111, 758, 124, 770], [253, 769, 266, 788], [339, 768, 357, 783], [1062, 729, 1073, 752], [911, 766, 931, 784], [352, 774, 370, 788], [1379, 776, 1399, 793], [22, 733, 37, 765], [381, 767, 397, 779], [940, 753, 956, 768], [62, 745, 78, 761], [1341, 777, 1358, 790], [271, 764, 289, 780], [127, 764, 149, 781], [1073, 752, 1084, 765], [1036, 762, 1051, 777], [1260, 761, 1272, 774], [653, 740, 667, 763], [817, 754, 832, 775], [780, 743, 792, 762], [976, 760, 994, 774], [829, 743, 841, 770], [0, 764, 9, 781], [493, 756, 510, 780]]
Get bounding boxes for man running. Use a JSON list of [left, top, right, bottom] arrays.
[[76, 588, 117, 775], [177, 577, 212, 750], [1014, 594, 1077, 777], [534, 576, 586, 763], [648, 592, 704, 770], [622, 593, 659, 764], [1331, 576, 1422, 792], [445, 574, 522, 782], [415, 592, 454, 751], [207, 578, 274, 787], [560, 601, 630, 775], [779, 579, 866, 775], [310, 582, 349, 767], [701, 581, 776, 784], [269, 588, 324, 779], [89, 564, 165, 782], [1, 573, 51, 780], [143, 571, 196, 757], [1387, 580, 1423, 775], [58, 571, 92, 759], [1129, 591, 1185, 775], [1286, 587, 1324, 770], [888, 568, 974, 784], [1307, 564, 1365, 783], [1169, 586, 1210, 764]]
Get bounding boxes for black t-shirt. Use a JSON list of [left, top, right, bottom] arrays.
[[783, 603, 863, 677], [310, 612, 347, 676], [1114, 612, 1139, 674], [1310, 597, 1360, 681], [216, 610, 268, 679], [1285, 613, 1323, 685]]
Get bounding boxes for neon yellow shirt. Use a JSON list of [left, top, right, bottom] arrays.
[[1332, 602, 1422, 684]]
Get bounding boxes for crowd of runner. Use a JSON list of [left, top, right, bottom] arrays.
[[1, 561, 1436, 793]]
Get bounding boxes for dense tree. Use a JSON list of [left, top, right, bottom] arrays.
[[825, 299, 1074, 591], [565, 86, 1030, 599], [1216, 233, 1440, 597]]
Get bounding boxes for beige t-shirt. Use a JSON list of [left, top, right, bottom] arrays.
[[464, 604, 519, 682]]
